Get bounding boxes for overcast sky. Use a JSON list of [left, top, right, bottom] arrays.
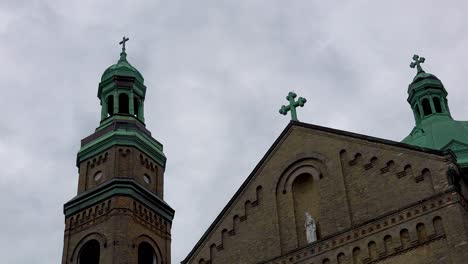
[[1, 1, 468, 263]]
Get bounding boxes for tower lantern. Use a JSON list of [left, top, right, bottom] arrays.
[[406, 54, 451, 125], [98, 37, 146, 123]]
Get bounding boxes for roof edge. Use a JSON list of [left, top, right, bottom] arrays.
[[181, 121, 295, 263], [292, 121, 449, 157]]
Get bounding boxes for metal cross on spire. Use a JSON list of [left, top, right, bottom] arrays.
[[410, 54, 425, 73], [279, 92, 307, 121], [119, 36, 130, 52]]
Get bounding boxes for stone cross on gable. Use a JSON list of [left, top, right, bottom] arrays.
[[279, 92, 307, 121], [119, 36, 130, 52], [410, 54, 425, 73]]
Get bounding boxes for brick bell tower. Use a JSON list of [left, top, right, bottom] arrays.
[[61, 37, 174, 264]]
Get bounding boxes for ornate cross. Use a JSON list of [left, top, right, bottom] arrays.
[[119, 36, 130, 52], [279, 92, 307, 121], [410, 54, 425, 73]]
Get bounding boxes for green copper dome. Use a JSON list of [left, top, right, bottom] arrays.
[[403, 55, 468, 167], [412, 71, 438, 82], [407, 71, 445, 94], [101, 51, 144, 83]]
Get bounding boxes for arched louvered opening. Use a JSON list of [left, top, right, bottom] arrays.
[[433, 97, 442, 113], [119, 93, 129, 114], [422, 98, 432, 116], [134, 97, 140, 117], [138, 242, 157, 264], [79, 240, 100, 264], [107, 95, 114, 116]]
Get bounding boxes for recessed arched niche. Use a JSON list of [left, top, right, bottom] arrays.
[[275, 158, 326, 251], [292, 171, 320, 246]]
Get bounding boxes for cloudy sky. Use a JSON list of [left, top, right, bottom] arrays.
[[1, 0, 467, 263]]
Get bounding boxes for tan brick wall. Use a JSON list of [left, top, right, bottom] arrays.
[[62, 196, 172, 264], [64, 143, 171, 264], [185, 125, 466, 264], [77, 146, 163, 197]]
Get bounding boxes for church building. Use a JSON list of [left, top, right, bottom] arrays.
[[181, 54, 468, 264], [60, 39, 467, 264]]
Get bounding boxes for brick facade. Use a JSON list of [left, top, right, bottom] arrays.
[[62, 144, 174, 264], [182, 122, 468, 264]]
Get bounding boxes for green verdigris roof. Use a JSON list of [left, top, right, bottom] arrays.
[[403, 55, 468, 167], [402, 117, 468, 166], [101, 51, 144, 83]]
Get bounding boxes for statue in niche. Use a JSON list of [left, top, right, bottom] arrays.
[[305, 212, 317, 243]]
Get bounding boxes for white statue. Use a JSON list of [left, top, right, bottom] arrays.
[[305, 212, 317, 243]]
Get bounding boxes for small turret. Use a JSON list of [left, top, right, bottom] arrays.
[[403, 55, 468, 168], [407, 54, 451, 124]]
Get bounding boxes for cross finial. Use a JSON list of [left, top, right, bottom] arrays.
[[279, 92, 307, 121], [410, 54, 425, 73], [119, 36, 130, 52]]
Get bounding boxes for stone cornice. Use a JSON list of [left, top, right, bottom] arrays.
[[77, 128, 166, 168], [64, 178, 174, 221], [260, 189, 461, 264]]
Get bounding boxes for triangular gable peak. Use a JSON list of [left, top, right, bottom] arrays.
[[182, 121, 456, 264]]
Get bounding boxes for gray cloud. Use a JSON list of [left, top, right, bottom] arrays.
[[1, 0, 467, 263]]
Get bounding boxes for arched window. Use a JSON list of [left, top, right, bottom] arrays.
[[404, 165, 412, 177], [433, 216, 444, 235], [416, 223, 427, 241], [107, 95, 114, 116], [384, 235, 393, 253], [256, 185, 263, 204], [233, 215, 240, 233], [433, 97, 442, 113], [422, 98, 432, 116], [322, 258, 330, 264], [134, 97, 140, 117], [352, 247, 361, 264], [79, 240, 100, 264], [337, 252, 345, 264], [221, 229, 228, 245], [138, 242, 157, 264], [421, 168, 431, 182], [209, 244, 216, 261], [400, 229, 410, 248], [368, 241, 377, 260], [119, 93, 129, 114]]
